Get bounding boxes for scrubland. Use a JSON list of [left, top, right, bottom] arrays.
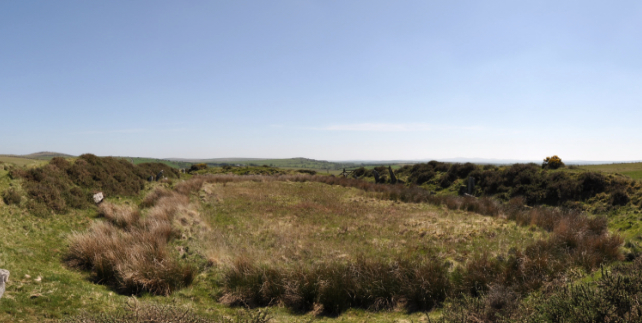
[[0, 157, 640, 322]]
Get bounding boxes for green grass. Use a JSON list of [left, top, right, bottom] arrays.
[[0, 156, 48, 168], [580, 162, 642, 180]]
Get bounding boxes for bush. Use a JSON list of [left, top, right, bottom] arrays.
[[542, 155, 565, 169], [415, 170, 435, 185], [610, 189, 630, 206], [14, 155, 179, 214], [189, 163, 208, 173], [297, 169, 317, 175], [2, 188, 21, 205]]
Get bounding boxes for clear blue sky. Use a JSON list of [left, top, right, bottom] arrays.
[[2, 1, 641, 161]]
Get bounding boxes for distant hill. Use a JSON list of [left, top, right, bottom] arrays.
[[167, 157, 264, 163], [167, 157, 360, 170], [22, 151, 75, 160]]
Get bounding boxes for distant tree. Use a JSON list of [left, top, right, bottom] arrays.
[[543, 155, 565, 169]]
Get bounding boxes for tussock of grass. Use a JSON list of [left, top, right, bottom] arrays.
[[66, 192, 195, 296], [97, 202, 140, 229], [140, 186, 186, 208], [221, 255, 450, 314]]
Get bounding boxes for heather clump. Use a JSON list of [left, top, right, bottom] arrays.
[[13, 154, 181, 214]]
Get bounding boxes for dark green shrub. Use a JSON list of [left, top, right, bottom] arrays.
[[610, 189, 629, 206], [439, 172, 456, 188], [414, 170, 435, 185], [189, 163, 208, 172], [352, 167, 366, 177], [136, 162, 180, 179], [429, 160, 450, 172], [449, 163, 478, 178], [15, 154, 176, 214]]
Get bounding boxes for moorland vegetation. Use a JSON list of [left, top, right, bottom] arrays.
[[0, 156, 641, 322], [350, 161, 642, 213]]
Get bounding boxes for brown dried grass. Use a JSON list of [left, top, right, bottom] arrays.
[[66, 187, 195, 295], [98, 202, 140, 229]]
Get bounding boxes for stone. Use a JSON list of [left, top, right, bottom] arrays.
[[148, 175, 154, 182], [467, 176, 475, 195], [388, 166, 397, 184], [93, 192, 104, 204], [156, 170, 164, 181], [372, 169, 380, 184], [0, 269, 9, 300]]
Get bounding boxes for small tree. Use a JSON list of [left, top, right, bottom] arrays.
[[543, 155, 565, 169]]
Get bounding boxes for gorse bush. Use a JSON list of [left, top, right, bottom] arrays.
[[189, 163, 208, 173], [11, 155, 179, 214], [542, 155, 565, 169], [397, 161, 637, 208]]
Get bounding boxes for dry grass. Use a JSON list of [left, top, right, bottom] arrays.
[[140, 186, 184, 208], [97, 202, 140, 229], [163, 175, 623, 315], [66, 191, 195, 296], [194, 180, 539, 270]]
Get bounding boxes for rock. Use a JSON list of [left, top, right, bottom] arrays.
[[373, 169, 380, 184], [156, 170, 164, 181], [93, 192, 104, 204], [0, 269, 9, 299], [388, 166, 397, 184]]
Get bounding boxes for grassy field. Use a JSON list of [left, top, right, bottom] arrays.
[[580, 162, 642, 180], [197, 180, 544, 269], [0, 156, 48, 168]]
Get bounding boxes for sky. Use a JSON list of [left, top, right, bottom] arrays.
[[1, 1, 642, 161]]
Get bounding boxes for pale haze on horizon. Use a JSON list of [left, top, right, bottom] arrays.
[[1, 1, 641, 161]]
